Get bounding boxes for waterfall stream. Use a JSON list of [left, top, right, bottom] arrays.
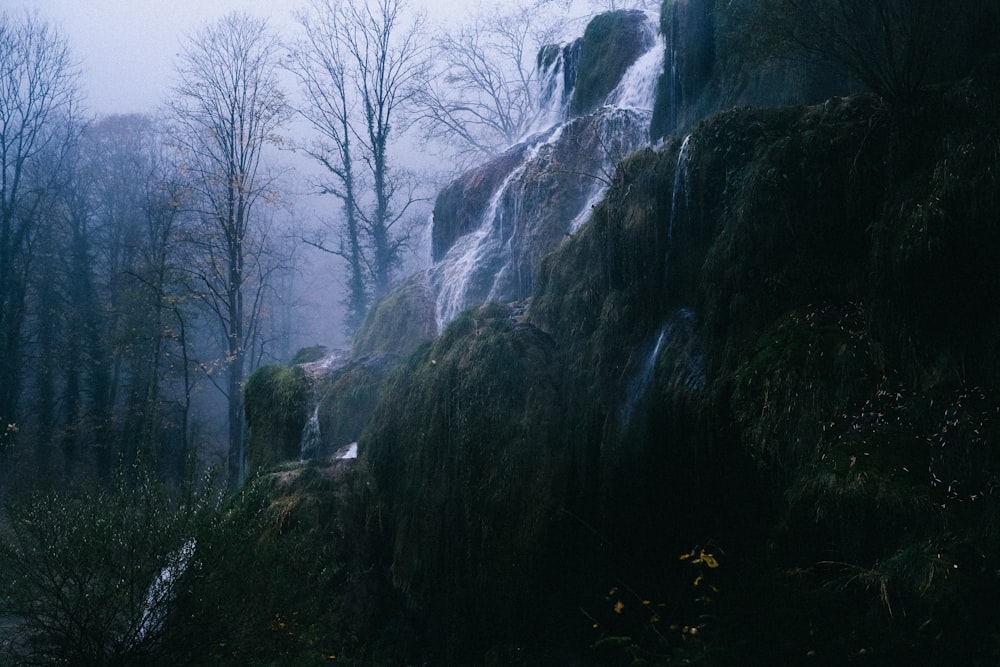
[[300, 404, 321, 461], [666, 133, 693, 280], [429, 13, 665, 332], [136, 539, 197, 643]]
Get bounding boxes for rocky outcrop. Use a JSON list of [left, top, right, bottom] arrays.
[[431, 143, 531, 261]]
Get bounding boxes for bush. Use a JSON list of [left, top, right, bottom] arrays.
[[0, 467, 219, 666]]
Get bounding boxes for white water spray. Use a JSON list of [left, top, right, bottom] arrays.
[[608, 33, 665, 112]]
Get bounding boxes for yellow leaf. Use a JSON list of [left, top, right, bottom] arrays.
[[693, 575, 703, 587], [679, 553, 691, 560], [614, 600, 625, 614]]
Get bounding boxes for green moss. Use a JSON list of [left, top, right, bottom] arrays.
[[290, 345, 328, 365], [160, 460, 400, 666], [732, 304, 879, 478], [224, 74, 1000, 662], [364, 304, 564, 658], [316, 353, 398, 455], [244, 365, 311, 475], [352, 272, 436, 358]]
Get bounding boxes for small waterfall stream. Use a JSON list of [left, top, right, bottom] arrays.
[[300, 404, 321, 461], [620, 308, 705, 430], [621, 326, 668, 427], [135, 539, 197, 642], [666, 133, 693, 279]]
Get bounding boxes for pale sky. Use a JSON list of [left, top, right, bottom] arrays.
[[5, 0, 604, 116], [4, 0, 470, 116]]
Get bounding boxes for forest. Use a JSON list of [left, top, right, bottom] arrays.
[[2, 0, 999, 664]]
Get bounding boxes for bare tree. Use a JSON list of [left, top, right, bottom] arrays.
[[416, 1, 570, 167], [83, 114, 194, 477], [751, 0, 939, 104], [583, 0, 658, 11], [344, 0, 428, 301], [291, 0, 428, 333], [0, 11, 79, 456], [168, 12, 289, 490], [287, 0, 369, 334]]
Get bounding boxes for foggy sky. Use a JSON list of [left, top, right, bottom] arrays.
[[5, 0, 484, 116]]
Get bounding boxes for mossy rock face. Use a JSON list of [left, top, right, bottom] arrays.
[[352, 272, 437, 358], [364, 304, 564, 658], [570, 10, 654, 117], [527, 77, 1000, 661], [290, 344, 328, 365], [244, 365, 311, 475], [315, 352, 398, 457], [732, 304, 879, 478]]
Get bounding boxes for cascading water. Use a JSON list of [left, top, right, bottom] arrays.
[[432, 128, 556, 329], [620, 307, 705, 429], [430, 13, 665, 332], [135, 539, 197, 643], [607, 31, 665, 111], [295, 348, 350, 461], [526, 40, 580, 138], [300, 404, 321, 461], [621, 326, 667, 427], [665, 133, 693, 279]]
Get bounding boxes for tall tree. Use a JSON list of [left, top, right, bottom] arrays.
[[292, 0, 427, 333], [287, 0, 369, 334], [168, 12, 289, 490], [0, 11, 78, 456], [83, 114, 193, 477]]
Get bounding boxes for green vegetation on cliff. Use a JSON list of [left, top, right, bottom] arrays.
[[527, 68, 1000, 663], [244, 365, 311, 475], [364, 304, 565, 660]]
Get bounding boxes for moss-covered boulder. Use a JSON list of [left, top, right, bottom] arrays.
[[232, 49, 1000, 663], [160, 458, 417, 666], [527, 71, 1000, 662], [352, 272, 437, 358], [244, 365, 311, 475]]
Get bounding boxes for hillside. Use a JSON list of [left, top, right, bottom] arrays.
[[233, 4, 1000, 665]]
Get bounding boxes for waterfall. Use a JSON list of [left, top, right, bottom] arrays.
[[621, 326, 667, 427], [665, 134, 693, 280], [527, 40, 580, 138], [432, 130, 557, 330], [607, 32, 665, 112], [299, 404, 321, 461], [620, 308, 705, 429], [428, 12, 665, 332], [135, 538, 196, 643]]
